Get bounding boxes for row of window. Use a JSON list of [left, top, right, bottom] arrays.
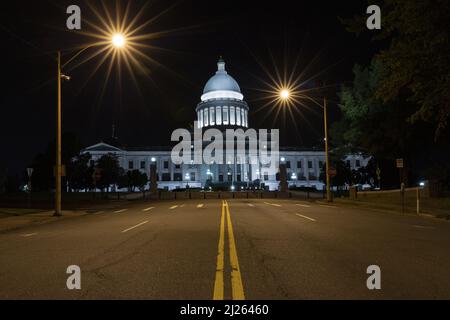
[[198, 106, 248, 128], [159, 173, 196, 182], [127, 160, 329, 171], [127, 160, 180, 170], [283, 160, 324, 170]]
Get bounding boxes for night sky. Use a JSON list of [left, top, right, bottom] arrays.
[[1, 0, 378, 174]]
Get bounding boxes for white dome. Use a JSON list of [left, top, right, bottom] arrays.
[[201, 59, 243, 101]]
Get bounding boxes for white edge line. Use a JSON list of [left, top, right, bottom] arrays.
[[296, 214, 316, 222], [121, 220, 149, 233], [21, 233, 38, 237], [319, 205, 337, 209]]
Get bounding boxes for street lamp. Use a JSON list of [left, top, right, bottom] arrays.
[[277, 89, 332, 202], [54, 35, 127, 216], [112, 33, 126, 48]]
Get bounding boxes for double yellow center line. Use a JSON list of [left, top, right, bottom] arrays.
[[213, 200, 245, 300]]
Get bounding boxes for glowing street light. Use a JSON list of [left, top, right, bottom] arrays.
[[280, 89, 290, 100], [112, 33, 126, 48]]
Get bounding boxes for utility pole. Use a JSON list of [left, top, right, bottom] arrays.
[[55, 51, 62, 216], [324, 97, 332, 202]]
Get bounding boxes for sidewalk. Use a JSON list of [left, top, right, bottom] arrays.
[[316, 198, 450, 220], [0, 200, 131, 233], [0, 209, 92, 234]]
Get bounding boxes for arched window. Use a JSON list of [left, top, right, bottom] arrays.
[[210, 107, 215, 125], [204, 108, 209, 126], [198, 111, 203, 128], [236, 107, 241, 125], [241, 108, 245, 127], [223, 106, 229, 125], [230, 106, 236, 125], [216, 106, 222, 125]]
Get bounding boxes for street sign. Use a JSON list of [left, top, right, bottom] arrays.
[[396, 159, 404, 168]]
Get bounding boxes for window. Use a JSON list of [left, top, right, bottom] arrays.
[[346, 160, 351, 167], [223, 106, 229, 125], [199, 110, 203, 128], [264, 173, 269, 181], [204, 108, 209, 126], [308, 161, 313, 169], [245, 110, 248, 127], [236, 107, 241, 125], [190, 173, 196, 181], [163, 161, 169, 169], [89, 160, 95, 167], [219, 174, 224, 182], [297, 161, 302, 169], [216, 106, 222, 125], [230, 106, 235, 125], [241, 108, 245, 127], [175, 164, 181, 169], [128, 161, 134, 170], [162, 173, 171, 181], [237, 174, 241, 182], [299, 173, 306, 181], [319, 161, 324, 169], [174, 173, 182, 181], [286, 161, 291, 169], [210, 107, 215, 125], [140, 161, 146, 169], [356, 160, 361, 167]]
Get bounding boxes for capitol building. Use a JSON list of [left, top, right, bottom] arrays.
[[82, 59, 369, 191]]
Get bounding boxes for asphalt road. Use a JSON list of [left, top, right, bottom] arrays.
[[0, 198, 449, 300]]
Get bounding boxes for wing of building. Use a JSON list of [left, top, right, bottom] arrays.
[[82, 59, 370, 191]]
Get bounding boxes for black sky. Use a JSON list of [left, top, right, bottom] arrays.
[[0, 0, 378, 174]]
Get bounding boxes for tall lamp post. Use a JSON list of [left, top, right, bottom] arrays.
[[54, 34, 127, 216], [278, 89, 332, 202], [323, 97, 332, 202]]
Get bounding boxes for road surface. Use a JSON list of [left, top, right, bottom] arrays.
[[0, 198, 449, 299]]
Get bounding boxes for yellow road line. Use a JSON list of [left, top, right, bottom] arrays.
[[197, 204, 204, 208], [143, 207, 155, 212], [114, 209, 128, 213], [225, 200, 245, 300], [213, 201, 225, 300], [169, 205, 178, 210]]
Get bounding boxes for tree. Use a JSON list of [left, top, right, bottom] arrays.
[[344, 0, 450, 138], [117, 169, 148, 192], [67, 153, 93, 192], [96, 154, 121, 192]]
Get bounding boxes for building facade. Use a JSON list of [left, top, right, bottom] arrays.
[[82, 59, 370, 191]]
